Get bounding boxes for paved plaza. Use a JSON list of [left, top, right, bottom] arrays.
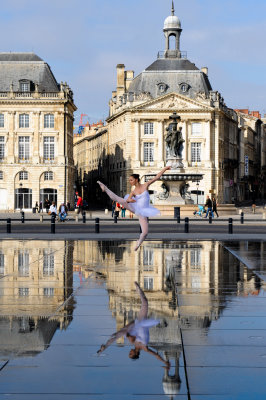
[[0, 238, 265, 399]]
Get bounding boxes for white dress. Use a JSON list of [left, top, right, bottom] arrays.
[[128, 319, 160, 345], [124, 190, 160, 217]]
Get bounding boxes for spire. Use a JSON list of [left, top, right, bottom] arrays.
[[171, 0, 175, 16]]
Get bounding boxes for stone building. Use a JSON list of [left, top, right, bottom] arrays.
[[74, 3, 265, 208], [235, 109, 266, 201], [73, 122, 108, 204], [0, 53, 76, 211]]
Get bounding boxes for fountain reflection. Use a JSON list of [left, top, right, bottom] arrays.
[[0, 240, 75, 358]]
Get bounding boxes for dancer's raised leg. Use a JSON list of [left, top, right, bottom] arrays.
[[134, 216, 148, 251], [135, 282, 148, 320], [97, 181, 133, 212]]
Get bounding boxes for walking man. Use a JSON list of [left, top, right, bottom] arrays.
[[204, 196, 214, 218]]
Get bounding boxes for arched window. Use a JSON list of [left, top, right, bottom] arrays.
[[44, 114, 54, 129], [44, 171, 53, 181], [169, 34, 176, 50], [19, 171, 28, 180]]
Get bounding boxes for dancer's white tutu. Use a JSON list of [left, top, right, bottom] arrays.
[[124, 190, 160, 217]]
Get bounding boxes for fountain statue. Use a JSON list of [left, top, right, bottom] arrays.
[[149, 112, 204, 207]]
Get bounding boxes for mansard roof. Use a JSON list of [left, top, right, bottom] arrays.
[[0, 52, 59, 92], [128, 58, 212, 100]]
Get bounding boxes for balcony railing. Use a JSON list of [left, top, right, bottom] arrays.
[[157, 51, 187, 59], [0, 91, 63, 99]]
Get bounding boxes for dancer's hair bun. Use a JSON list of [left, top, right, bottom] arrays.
[[131, 174, 140, 182]]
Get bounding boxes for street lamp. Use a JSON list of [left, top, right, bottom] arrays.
[[196, 180, 199, 205]]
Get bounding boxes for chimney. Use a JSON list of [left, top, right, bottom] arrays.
[[116, 64, 125, 97], [125, 70, 134, 90], [201, 67, 208, 75]]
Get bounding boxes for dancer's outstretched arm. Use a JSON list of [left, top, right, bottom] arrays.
[[97, 320, 134, 354], [145, 166, 171, 188]]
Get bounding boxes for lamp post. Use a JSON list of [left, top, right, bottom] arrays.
[[196, 180, 199, 205]]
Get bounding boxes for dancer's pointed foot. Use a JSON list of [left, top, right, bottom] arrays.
[[134, 242, 140, 251], [97, 181, 105, 192]]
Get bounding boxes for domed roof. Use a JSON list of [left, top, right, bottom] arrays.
[[164, 15, 181, 30]]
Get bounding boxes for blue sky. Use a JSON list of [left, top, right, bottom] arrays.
[[1, 0, 266, 123]]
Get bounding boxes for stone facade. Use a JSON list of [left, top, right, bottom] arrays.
[[0, 53, 76, 211], [74, 7, 266, 209], [236, 110, 266, 201]]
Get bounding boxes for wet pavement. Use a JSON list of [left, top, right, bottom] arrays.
[[0, 240, 265, 399]]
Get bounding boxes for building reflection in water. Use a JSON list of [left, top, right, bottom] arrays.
[[0, 240, 74, 358], [0, 239, 262, 397], [74, 240, 263, 398]]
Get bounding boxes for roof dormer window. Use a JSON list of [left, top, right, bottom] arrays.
[[20, 80, 30, 92], [157, 82, 168, 94], [179, 82, 190, 93]]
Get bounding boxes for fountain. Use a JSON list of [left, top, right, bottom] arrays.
[[147, 112, 203, 207]]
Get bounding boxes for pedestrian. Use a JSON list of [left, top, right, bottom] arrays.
[[115, 202, 121, 218], [39, 201, 43, 213], [35, 201, 39, 213], [58, 203, 67, 222], [66, 200, 71, 211], [204, 196, 214, 218], [97, 166, 171, 250], [212, 197, 219, 217], [111, 200, 116, 217], [48, 201, 57, 217], [44, 198, 50, 213], [76, 195, 83, 214], [121, 204, 126, 218]]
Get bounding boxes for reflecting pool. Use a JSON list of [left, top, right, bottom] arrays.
[[0, 240, 265, 399]]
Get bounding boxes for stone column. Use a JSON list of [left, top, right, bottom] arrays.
[[182, 120, 187, 167], [7, 112, 15, 163], [32, 112, 40, 162], [205, 120, 211, 166], [133, 119, 140, 167], [157, 120, 164, 168]]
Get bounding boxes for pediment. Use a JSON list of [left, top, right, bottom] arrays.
[[133, 92, 212, 111]]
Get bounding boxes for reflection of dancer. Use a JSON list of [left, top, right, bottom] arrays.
[[97, 166, 171, 250], [97, 282, 170, 368]]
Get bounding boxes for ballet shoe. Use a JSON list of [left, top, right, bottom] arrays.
[[97, 181, 105, 192]]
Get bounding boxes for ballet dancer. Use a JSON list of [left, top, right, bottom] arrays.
[[97, 282, 170, 368], [97, 166, 171, 250]]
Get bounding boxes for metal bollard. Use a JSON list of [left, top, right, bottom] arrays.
[[175, 207, 181, 223], [51, 215, 55, 234], [114, 215, 118, 223], [240, 212, 244, 224], [184, 217, 189, 233], [95, 217, 100, 233], [21, 211, 25, 223], [82, 211, 86, 223], [7, 218, 11, 234], [228, 218, 233, 234], [209, 215, 212, 224]]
